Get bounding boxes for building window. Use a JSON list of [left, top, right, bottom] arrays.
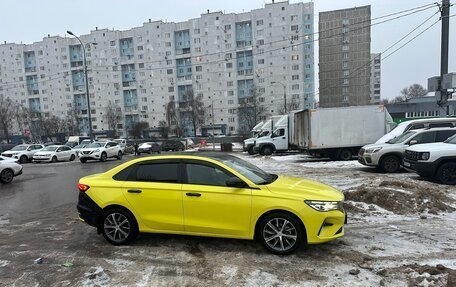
[[256, 20, 263, 26], [291, 25, 299, 31], [291, 15, 298, 21], [292, 75, 299, 80]]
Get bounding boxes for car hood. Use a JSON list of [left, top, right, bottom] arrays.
[[363, 142, 393, 150], [2, 150, 21, 155], [406, 142, 455, 152], [266, 175, 344, 201]]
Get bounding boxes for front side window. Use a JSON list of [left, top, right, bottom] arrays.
[[135, 163, 179, 183], [273, 129, 285, 137], [185, 163, 233, 187], [436, 130, 456, 142]]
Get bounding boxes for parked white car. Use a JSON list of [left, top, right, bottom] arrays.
[[78, 141, 123, 163], [0, 160, 23, 184], [1, 144, 44, 164], [33, 145, 77, 163], [0, 155, 19, 164], [404, 134, 456, 185], [359, 127, 456, 173], [113, 138, 127, 154]]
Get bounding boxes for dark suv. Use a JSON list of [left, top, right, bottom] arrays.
[[160, 140, 185, 151]]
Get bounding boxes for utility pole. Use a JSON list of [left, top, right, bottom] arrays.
[[438, 0, 450, 115], [212, 99, 215, 151]]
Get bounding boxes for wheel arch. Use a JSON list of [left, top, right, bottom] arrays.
[[98, 204, 139, 234], [253, 209, 307, 243], [379, 152, 403, 165]]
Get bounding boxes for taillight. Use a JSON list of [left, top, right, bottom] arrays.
[[77, 183, 90, 192]]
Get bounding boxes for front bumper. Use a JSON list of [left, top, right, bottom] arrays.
[[77, 192, 102, 228], [33, 157, 52, 162], [79, 152, 101, 160], [403, 159, 437, 177], [304, 207, 347, 244], [357, 152, 380, 167]]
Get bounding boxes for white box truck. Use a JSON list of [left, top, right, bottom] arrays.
[[253, 105, 394, 160], [243, 116, 283, 155]]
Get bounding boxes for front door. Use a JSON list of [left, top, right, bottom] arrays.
[[121, 161, 184, 231], [271, 128, 288, 151], [182, 160, 252, 237]]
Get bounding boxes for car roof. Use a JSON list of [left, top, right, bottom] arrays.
[[132, 152, 237, 161], [398, 117, 456, 126], [409, 127, 456, 133]]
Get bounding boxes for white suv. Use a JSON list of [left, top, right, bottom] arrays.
[[78, 141, 123, 163], [404, 134, 456, 185], [359, 128, 456, 173], [1, 144, 44, 164]]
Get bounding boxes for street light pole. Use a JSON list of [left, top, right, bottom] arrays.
[[271, 81, 287, 113], [67, 31, 93, 141], [212, 98, 215, 151]]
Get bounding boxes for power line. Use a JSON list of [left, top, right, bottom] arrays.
[[0, 2, 439, 90]]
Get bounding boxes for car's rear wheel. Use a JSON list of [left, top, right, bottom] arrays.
[[338, 149, 352, 161], [258, 213, 303, 255], [19, 155, 28, 164], [52, 156, 57, 163], [436, 162, 456, 185], [70, 154, 75, 161], [381, 155, 400, 173], [117, 151, 123, 160], [0, 169, 14, 184], [100, 152, 107, 162], [101, 209, 138, 245]]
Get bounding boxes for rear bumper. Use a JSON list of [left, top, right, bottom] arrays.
[[77, 192, 102, 228]]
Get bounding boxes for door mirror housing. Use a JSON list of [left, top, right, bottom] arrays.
[[226, 177, 247, 188], [409, 140, 418, 145]]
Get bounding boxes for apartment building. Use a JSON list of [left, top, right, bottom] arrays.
[[318, 5, 371, 108], [370, 53, 381, 104], [0, 0, 315, 137]]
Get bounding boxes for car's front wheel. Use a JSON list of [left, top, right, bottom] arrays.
[[101, 208, 138, 245], [117, 151, 123, 160], [19, 155, 28, 164], [52, 156, 58, 163], [80, 158, 87, 163], [0, 169, 14, 184], [380, 155, 400, 173], [100, 152, 107, 162], [436, 162, 456, 185], [70, 154, 75, 161], [258, 213, 303, 255]]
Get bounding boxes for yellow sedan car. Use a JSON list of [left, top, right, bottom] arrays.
[[77, 153, 346, 254]]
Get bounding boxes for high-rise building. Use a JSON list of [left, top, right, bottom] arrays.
[[370, 53, 381, 104], [318, 5, 371, 108], [0, 0, 315, 138]]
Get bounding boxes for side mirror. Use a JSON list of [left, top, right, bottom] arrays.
[[409, 140, 418, 145], [226, 177, 247, 188]]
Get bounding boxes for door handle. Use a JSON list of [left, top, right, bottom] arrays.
[[186, 192, 201, 197], [128, 189, 142, 194], [282, 137, 285, 139]]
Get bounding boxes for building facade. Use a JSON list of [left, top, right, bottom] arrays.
[[386, 96, 454, 123], [318, 5, 371, 108], [0, 0, 315, 138], [370, 53, 381, 104]]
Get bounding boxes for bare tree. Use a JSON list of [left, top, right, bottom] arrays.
[[380, 98, 390, 105], [179, 90, 206, 137], [158, 120, 169, 138], [237, 84, 269, 134], [165, 100, 181, 137], [396, 84, 428, 102], [0, 97, 15, 143], [104, 101, 122, 137], [278, 97, 301, 114], [64, 105, 81, 136], [131, 121, 149, 139]]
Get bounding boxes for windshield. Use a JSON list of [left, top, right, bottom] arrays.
[[140, 142, 152, 146], [73, 144, 84, 149], [43, 146, 59, 151], [11, 145, 28, 151], [387, 131, 416, 144], [444, 134, 456, 144], [87, 143, 103, 148], [218, 155, 276, 185], [258, 131, 270, 137]]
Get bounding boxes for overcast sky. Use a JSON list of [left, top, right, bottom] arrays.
[[0, 0, 454, 100]]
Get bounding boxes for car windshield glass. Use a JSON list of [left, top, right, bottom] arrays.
[[87, 143, 103, 148], [444, 134, 456, 144], [387, 131, 416, 144], [140, 143, 151, 146], [217, 155, 276, 185], [11, 145, 27, 151], [43, 146, 59, 151], [73, 145, 83, 149]]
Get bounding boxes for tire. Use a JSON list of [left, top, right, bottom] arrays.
[[248, 146, 256, 155], [436, 162, 456, 185], [117, 151, 123, 160], [100, 152, 107, 162], [80, 158, 87, 163], [258, 213, 303, 255], [338, 149, 352, 161], [19, 155, 28, 164], [101, 208, 138, 245], [260, 146, 273, 156], [380, 155, 400, 173], [0, 169, 14, 184], [52, 156, 57, 163], [70, 154, 75, 161]]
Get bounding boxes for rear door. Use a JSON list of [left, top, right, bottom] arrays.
[[121, 160, 184, 231]]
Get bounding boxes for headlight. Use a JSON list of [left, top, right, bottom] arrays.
[[419, 152, 430, 160], [91, 149, 100, 154], [305, 200, 342, 212], [366, 147, 382, 153]]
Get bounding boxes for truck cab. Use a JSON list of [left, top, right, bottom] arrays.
[[244, 116, 284, 155], [253, 115, 289, 156]]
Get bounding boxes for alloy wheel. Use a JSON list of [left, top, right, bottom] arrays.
[[103, 212, 131, 243], [0, 169, 14, 184], [262, 218, 298, 252]]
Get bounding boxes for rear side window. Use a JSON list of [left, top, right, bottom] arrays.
[[411, 131, 435, 144], [113, 165, 136, 181], [136, 163, 179, 183], [436, 130, 456, 142], [429, 123, 453, 128]]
